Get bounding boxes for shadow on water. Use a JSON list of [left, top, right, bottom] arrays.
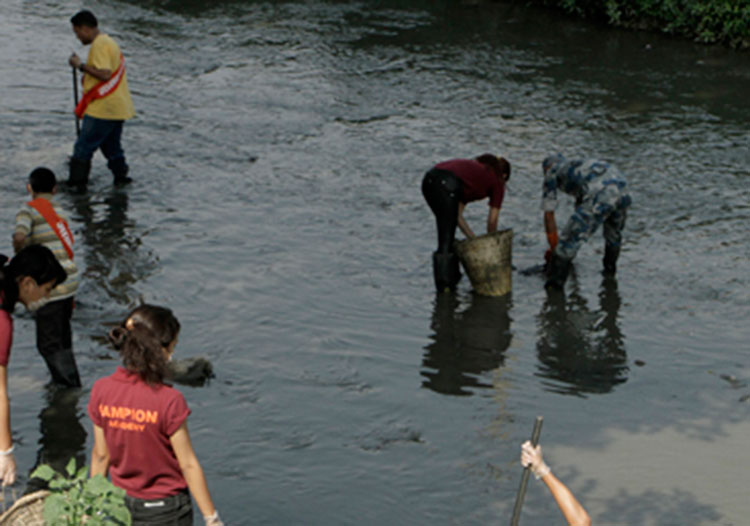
[[421, 292, 512, 396], [535, 276, 628, 397], [26, 385, 87, 494]]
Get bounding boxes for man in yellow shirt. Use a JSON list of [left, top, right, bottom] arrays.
[[67, 10, 135, 191]]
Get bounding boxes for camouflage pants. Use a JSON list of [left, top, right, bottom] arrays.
[[556, 182, 631, 261]]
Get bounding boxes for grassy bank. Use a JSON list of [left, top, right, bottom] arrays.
[[532, 0, 750, 48]]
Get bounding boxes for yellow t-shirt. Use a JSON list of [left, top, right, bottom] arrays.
[[83, 33, 135, 120]]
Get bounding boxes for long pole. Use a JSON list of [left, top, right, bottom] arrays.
[[72, 66, 80, 136], [510, 416, 544, 526]]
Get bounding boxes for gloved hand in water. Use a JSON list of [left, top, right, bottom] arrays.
[[204, 510, 225, 526], [521, 440, 550, 480], [0, 448, 17, 486]]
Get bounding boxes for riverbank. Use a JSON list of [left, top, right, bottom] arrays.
[[530, 0, 750, 49]]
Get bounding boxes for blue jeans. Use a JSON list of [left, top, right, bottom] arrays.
[[73, 115, 128, 175]]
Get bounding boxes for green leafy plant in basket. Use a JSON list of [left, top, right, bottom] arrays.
[[29, 458, 131, 525]]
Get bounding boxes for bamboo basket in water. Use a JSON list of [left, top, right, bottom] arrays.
[[455, 229, 513, 296], [0, 490, 48, 526]]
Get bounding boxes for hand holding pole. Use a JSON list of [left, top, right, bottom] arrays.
[[510, 416, 544, 526]]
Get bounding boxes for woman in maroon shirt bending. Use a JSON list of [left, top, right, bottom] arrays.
[[421, 154, 510, 291]]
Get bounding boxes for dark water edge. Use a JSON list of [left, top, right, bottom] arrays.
[[1, 0, 749, 524]]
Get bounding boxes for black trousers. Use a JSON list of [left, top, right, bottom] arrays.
[[421, 168, 463, 254], [125, 490, 194, 526], [34, 297, 81, 388]]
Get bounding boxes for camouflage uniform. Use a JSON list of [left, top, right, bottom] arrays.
[[542, 155, 631, 264]]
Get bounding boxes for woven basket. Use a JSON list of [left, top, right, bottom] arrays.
[[0, 490, 48, 526]]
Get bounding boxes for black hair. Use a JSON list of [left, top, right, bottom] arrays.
[[70, 10, 98, 28], [476, 154, 511, 182], [0, 245, 67, 312], [28, 167, 57, 193], [108, 304, 181, 385]]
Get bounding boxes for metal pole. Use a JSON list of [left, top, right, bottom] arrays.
[[510, 416, 544, 526], [72, 67, 80, 136]]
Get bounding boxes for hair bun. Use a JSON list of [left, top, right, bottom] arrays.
[[108, 326, 129, 349]]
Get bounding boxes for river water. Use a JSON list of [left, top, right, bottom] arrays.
[[1, 1, 749, 524]]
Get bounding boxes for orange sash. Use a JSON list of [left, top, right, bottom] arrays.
[[74, 53, 126, 118], [27, 198, 74, 260]]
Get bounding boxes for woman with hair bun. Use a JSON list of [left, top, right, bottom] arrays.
[[0, 244, 67, 486], [88, 304, 223, 526]]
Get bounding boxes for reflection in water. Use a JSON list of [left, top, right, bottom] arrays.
[[68, 189, 145, 306], [27, 386, 87, 492], [535, 277, 628, 396], [422, 293, 512, 396]]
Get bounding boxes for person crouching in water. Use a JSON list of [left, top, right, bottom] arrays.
[[421, 154, 510, 292], [541, 154, 631, 290], [88, 305, 223, 526]]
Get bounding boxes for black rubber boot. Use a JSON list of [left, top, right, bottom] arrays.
[[41, 349, 82, 388], [432, 252, 462, 292], [545, 253, 571, 290], [109, 157, 132, 186], [66, 157, 91, 192], [603, 244, 620, 276]]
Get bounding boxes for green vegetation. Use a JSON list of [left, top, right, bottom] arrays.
[[534, 0, 750, 48], [30, 459, 131, 526]]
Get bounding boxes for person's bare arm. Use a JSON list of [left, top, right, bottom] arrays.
[[90, 424, 110, 477], [521, 441, 591, 526], [170, 422, 217, 519], [0, 366, 16, 486], [540, 470, 591, 526], [487, 206, 500, 233], [457, 202, 475, 239]]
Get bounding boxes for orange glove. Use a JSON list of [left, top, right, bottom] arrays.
[[546, 231, 558, 250]]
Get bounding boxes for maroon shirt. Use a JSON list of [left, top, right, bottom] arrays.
[[0, 308, 11, 367], [88, 367, 191, 499], [435, 159, 505, 208]]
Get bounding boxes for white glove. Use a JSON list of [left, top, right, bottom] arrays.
[[0, 450, 17, 486], [204, 510, 225, 526], [521, 440, 550, 480]]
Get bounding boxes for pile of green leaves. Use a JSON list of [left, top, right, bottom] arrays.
[[29, 459, 131, 526], [534, 0, 750, 48]]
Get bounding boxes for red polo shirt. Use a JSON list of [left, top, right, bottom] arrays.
[[88, 367, 191, 499], [435, 159, 505, 208]]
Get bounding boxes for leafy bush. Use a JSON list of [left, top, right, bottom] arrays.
[[533, 0, 750, 48], [30, 459, 131, 526]]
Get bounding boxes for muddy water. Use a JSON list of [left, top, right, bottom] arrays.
[[1, 1, 748, 524]]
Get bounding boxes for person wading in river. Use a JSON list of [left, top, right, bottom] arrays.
[[67, 10, 135, 191], [13, 167, 81, 387], [542, 154, 631, 290], [421, 154, 510, 292], [0, 245, 67, 486]]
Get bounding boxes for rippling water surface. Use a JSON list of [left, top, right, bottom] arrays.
[[1, 1, 749, 524]]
